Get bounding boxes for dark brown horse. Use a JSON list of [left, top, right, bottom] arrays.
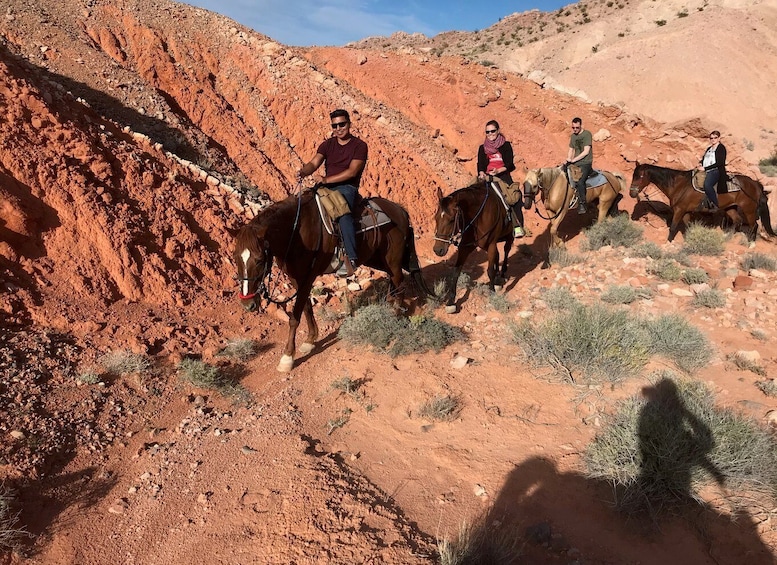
[[234, 191, 432, 372], [629, 162, 775, 242], [433, 183, 515, 313]]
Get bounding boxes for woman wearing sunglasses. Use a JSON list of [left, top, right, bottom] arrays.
[[477, 120, 524, 237], [697, 130, 726, 211]]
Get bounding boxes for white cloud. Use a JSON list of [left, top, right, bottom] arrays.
[[185, 0, 438, 46]]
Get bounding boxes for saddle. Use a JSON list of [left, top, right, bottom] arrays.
[[566, 165, 608, 189], [313, 189, 392, 235], [692, 170, 741, 194], [488, 177, 523, 206]]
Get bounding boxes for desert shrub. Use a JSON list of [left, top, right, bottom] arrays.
[[631, 242, 663, 259], [418, 394, 461, 421], [740, 253, 777, 272], [215, 338, 257, 361], [677, 9, 689, 17], [178, 358, 250, 402], [98, 350, 151, 376], [647, 258, 682, 281], [456, 271, 473, 289], [681, 267, 709, 284], [729, 352, 766, 376], [751, 328, 769, 341], [548, 246, 584, 266], [77, 367, 102, 385], [338, 304, 463, 357], [655, 19, 667, 26], [437, 517, 521, 565], [585, 374, 777, 515], [691, 288, 726, 309], [540, 287, 578, 310], [666, 250, 692, 266], [601, 285, 654, 304], [641, 314, 713, 373], [511, 303, 652, 383], [582, 214, 643, 250], [682, 223, 726, 256], [758, 144, 777, 176], [756, 379, 777, 397], [0, 482, 24, 551], [488, 292, 513, 313]]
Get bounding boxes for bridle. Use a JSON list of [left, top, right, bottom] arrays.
[[237, 249, 272, 302], [433, 186, 493, 249], [526, 170, 567, 221]]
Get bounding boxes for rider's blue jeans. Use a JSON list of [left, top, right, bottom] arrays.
[[703, 169, 720, 206], [334, 184, 359, 264]]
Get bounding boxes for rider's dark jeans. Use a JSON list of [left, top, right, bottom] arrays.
[[703, 169, 720, 206], [334, 184, 359, 264], [511, 203, 524, 227], [575, 163, 593, 205]]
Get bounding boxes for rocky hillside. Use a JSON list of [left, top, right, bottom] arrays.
[[1, 0, 776, 563]]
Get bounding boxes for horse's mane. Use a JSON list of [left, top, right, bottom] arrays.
[[235, 192, 314, 253]]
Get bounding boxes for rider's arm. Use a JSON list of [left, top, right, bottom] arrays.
[[323, 159, 366, 185], [501, 142, 516, 174], [298, 153, 325, 178], [569, 145, 590, 163]]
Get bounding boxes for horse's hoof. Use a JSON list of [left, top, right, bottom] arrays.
[[299, 342, 315, 355], [494, 285, 503, 292], [276, 355, 294, 373], [445, 304, 458, 314]]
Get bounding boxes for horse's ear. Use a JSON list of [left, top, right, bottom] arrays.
[[436, 186, 444, 201], [225, 225, 240, 238]]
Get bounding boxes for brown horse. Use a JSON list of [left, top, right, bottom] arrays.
[[433, 182, 515, 313], [522, 166, 626, 251], [234, 191, 432, 372], [629, 162, 775, 242]]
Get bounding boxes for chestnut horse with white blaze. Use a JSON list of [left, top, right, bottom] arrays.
[[233, 191, 433, 372]]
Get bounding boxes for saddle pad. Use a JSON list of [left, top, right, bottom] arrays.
[[585, 171, 608, 189], [692, 171, 741, 194], [357, 199, 392, 233], [566, 168, 608, 189]]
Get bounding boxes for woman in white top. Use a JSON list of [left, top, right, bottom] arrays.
[[697, 130, 726, 210]]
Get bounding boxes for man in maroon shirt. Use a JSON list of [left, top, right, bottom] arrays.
[[298, 109, 368, 276]]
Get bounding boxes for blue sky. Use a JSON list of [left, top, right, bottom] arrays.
[[182, 1, 571, 47]]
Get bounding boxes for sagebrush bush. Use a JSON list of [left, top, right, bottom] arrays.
[[691, 288, 726, 309], [682, 267, 709, 285], [178, 358, 250, 402], [682, 223, 726, 256], [418, 394, 462, 421], [648, 259, 681, 281], [216, 338, 258, 361], [0, 482, 23, 551], [631, 242, 663, 259], [601, 285, 654, 304], [582, 214, 643, 250], [437, 517, 521, 565], [513, 306, 712, 381], [740, 253, 777, 272], [98, 350, 151, 376], [641, 314, 713, 373], [540, 287, 578, 310], [548, 246, 583, 267], [512, 303, 652, 383], [585, 374, 777, 515], [756, 379, 777, 397], [338, 304, 463, 357]]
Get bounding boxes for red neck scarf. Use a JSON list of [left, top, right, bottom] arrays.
[[484, 133, 506, 155]]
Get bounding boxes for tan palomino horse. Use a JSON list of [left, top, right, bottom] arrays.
[[523, 166, 626, 251]]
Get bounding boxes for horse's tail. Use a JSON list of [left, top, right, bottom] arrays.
[[757, 183, 776, 237], [402, 224, 436, 298]]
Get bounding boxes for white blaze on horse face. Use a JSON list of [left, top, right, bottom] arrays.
[[240, 248, 251, 296]]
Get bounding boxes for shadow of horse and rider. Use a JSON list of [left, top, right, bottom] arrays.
[[449, 378, 775, 565]]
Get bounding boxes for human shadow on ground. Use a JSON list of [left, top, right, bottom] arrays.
[[448, 380, 775, 564]]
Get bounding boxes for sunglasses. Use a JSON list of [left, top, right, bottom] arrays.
[[331, 121, 349, 129], [572, 126, 581, 130], [709, 135, 719, 139], [485, 129, 498, 134]]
